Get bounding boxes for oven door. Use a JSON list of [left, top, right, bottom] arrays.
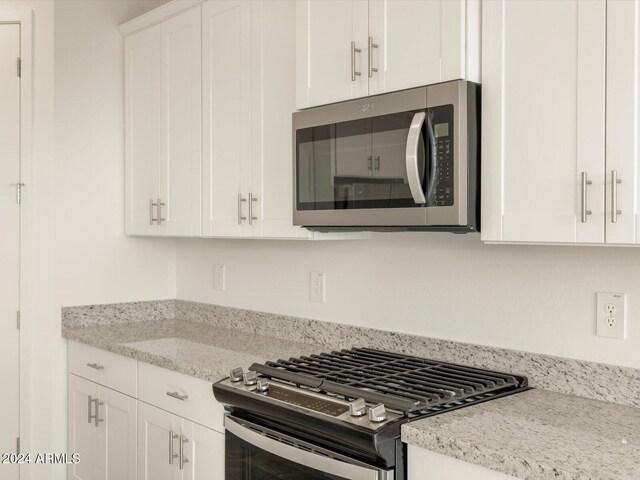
[[225, 416, 394, 480]]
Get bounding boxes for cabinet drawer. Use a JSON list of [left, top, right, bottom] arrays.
[[68, 341, 137, 397], [138, 361, 225, 433]]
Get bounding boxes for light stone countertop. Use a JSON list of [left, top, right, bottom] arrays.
[[402, 388, 640, 480], [62, 318, 328, 383], [62, 302, 640, 480]]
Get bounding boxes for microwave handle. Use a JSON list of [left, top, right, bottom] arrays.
[[406, 112, 427, 204]]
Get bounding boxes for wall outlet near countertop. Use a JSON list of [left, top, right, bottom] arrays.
[[214, 264, 226, 291], [310, 271, 325, 303], [596, 292, 626, 339]]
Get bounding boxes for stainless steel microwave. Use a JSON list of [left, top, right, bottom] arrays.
[[292, 80, 480, 232]]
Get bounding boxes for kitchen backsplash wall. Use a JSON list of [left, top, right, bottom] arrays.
[[176, 234, 640, 369]]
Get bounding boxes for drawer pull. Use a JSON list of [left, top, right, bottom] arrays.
[[86, 363, 104, 371], [166, 391, 189, 401]]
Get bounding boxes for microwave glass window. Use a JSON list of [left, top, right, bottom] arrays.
[[296, 105, 455, 211], [296, 111, 429, 211]]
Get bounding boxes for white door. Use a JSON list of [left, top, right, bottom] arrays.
[[368, 0, 468, 95], [202, 0, 252, 237], [296, 0, 369, 108], [160, 7, 202, 237], [68, 375, 100, 480], [124, 24, 162, 235], [0, 23, 20, 480], [481, 0, 606, 243], [99, 387, 137, 480], [606, 0, 639, 244], [250, 0, 310, 238], [138, 402, 180, 480], [190, 422, 225, 480]]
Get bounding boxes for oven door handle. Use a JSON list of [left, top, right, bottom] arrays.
[[405, 111, 427, 204], [225, 416, 392, 480]]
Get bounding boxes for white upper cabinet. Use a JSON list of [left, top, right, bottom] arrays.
[[296, 0, 369, 108], [125, 6, 202, 236], [125, 24, 162, 236], [606, 0, 640, 244], [202, 0, 252, 237], [481, 0, 607, 244], [296, 0, 480, 109], [483, 0, 640, 246], [203, 0, 310, 238], [368, 0, 479, 96], [160, 8, 202, 236]]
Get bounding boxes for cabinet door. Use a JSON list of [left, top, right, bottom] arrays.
[[160, 7, 202, 236], [250, 0, 311, 238], [124, 24, 162, 236], [481, 0, 606, 243], [202, 0, 252, 237], [138, 402, 180, 480], [296, 0, 369, 108], [368, 0, 475, 96], [68, 374, 100, 480], [98, 386, 137, 480], [191, 422, 225, 480], [606, 0, 639, 244]]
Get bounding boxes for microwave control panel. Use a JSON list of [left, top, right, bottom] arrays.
[[429, 104, 454, 207]]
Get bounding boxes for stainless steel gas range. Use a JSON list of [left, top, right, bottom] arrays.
[[213, 348, 528, 479]]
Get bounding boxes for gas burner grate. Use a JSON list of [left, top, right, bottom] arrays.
[[250, 347, 527, 414]]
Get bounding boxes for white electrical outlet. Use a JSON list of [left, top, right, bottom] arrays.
[[596, 292, 626, 339], [214, 264, 226, 291], [310, 271, 325, 303]]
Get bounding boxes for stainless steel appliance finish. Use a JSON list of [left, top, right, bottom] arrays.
[[226, 416, 394, 480], [292, 80, 480, 232], [214, 348, 528, 480]]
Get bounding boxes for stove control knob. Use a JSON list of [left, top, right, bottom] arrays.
[[229, 367, 244, 382], [349, 398, 367, 417], [243, 371, 258, 386], [256, 379, 269, 393], [368, 404, 387, 423]]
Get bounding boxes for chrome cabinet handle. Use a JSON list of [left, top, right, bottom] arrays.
[[169, 431, 179, 465], [405, 112, 427, 204], [367, 156, 373, 171], [149, 199, 157, 225], [374, 156, 380, 171], [86, 363, 104, 371], [87, 396, 103, 427], [166, 391, 188, 401], [351, 41, 361, 81], [237, 194, 247, 225], [157, 198, 166, 225], [94, 400, 104, 427], [249, 193, 258, 225], [87, 395, 93, 424], [368, 36, 378, 78], [611, 170, 622, 223], [179, 435, 190, 470], [580, 172, 593, 223]]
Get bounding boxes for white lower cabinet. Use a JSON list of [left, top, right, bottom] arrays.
[[408, 445, 518, 480], [138, 402, 225, 480], [68, 374, 137, 480], [68, 346, 225, 480]]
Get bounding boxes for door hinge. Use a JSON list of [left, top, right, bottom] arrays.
[[17, 57, 21, 78], [16, 437, 20, 455], [16, 311, 20, 329]]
